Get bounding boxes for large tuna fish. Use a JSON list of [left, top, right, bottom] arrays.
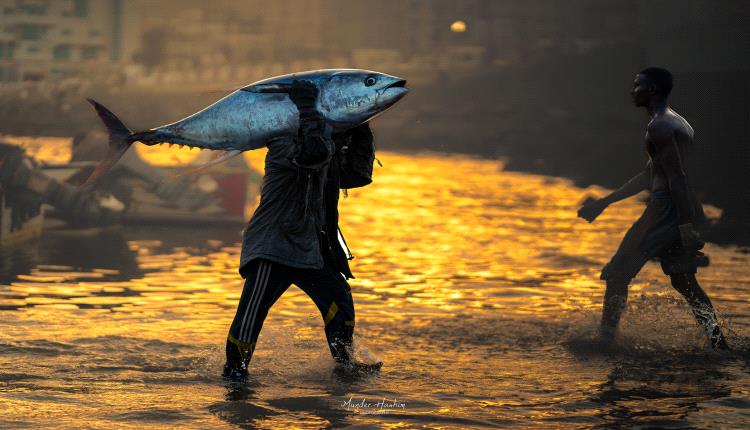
[[83, 69, 408, 185]]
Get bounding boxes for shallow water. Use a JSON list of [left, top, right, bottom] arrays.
[[1, 143, 750, 429]]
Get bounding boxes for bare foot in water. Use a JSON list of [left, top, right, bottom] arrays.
[[334, 360, 383, 378], [222, 363, 248, 381]]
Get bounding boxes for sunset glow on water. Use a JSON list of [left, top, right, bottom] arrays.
[[1, 138, 749, 428]]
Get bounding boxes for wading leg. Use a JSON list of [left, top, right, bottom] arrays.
[[225, 260, 291, 378], [669, 273, 728, 349], [598, 206, 656, 343], [600, 275, 629, 342], [295, 266, 356, 364]]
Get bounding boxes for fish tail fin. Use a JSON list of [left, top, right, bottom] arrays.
[[80, 98, 134, 186]]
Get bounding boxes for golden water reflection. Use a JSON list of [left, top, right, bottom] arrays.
[[1, 142, 749, 428]]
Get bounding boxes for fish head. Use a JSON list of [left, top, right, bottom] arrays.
[[318, 70, 408, 128], [242, 69, 408, 130]]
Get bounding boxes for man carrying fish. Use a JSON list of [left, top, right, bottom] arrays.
[[82, 69, 408, 379], [224, 80, 379, 379], [577, 67, 728, 349]]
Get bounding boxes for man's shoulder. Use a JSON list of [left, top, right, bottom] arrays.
[[646, 117, 677, 143], [264, 136, 296, 160], [647, 111, 694, 145]]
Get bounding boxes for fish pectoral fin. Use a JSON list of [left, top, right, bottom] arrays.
[[173, 149, 243, 178]]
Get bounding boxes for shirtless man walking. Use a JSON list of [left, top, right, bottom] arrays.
[[578, 67, 728, 349]]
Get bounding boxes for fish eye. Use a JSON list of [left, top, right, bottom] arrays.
[[365, 76, 377, 87]]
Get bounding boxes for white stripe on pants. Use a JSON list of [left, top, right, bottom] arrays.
[[238, 261, 272, 341]]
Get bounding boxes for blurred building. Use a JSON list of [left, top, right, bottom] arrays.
[[138, 8, 269, 71], [0, 0, 140, 82], [117, 0, 647, 86]]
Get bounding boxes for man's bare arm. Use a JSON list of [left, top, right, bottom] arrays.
[[650, 121, 704, 250], [577, 164, 649, 223], [601, 167, 650, 206]]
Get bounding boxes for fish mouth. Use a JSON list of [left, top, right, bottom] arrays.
[[376, 79, 409, 106], [367, 79, 408, 123], [385, 79, 407, 89]]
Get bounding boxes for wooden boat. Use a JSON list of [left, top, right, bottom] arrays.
[[41, 153, 261, 227]]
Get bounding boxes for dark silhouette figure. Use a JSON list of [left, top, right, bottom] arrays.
[[223, 80, 381, 379], [578, 67, 728, 349]]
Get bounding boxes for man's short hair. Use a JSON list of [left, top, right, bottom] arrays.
[[639, 67, 673, 97]]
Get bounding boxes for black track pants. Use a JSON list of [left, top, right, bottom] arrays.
[[225, 258, 356, 371]]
